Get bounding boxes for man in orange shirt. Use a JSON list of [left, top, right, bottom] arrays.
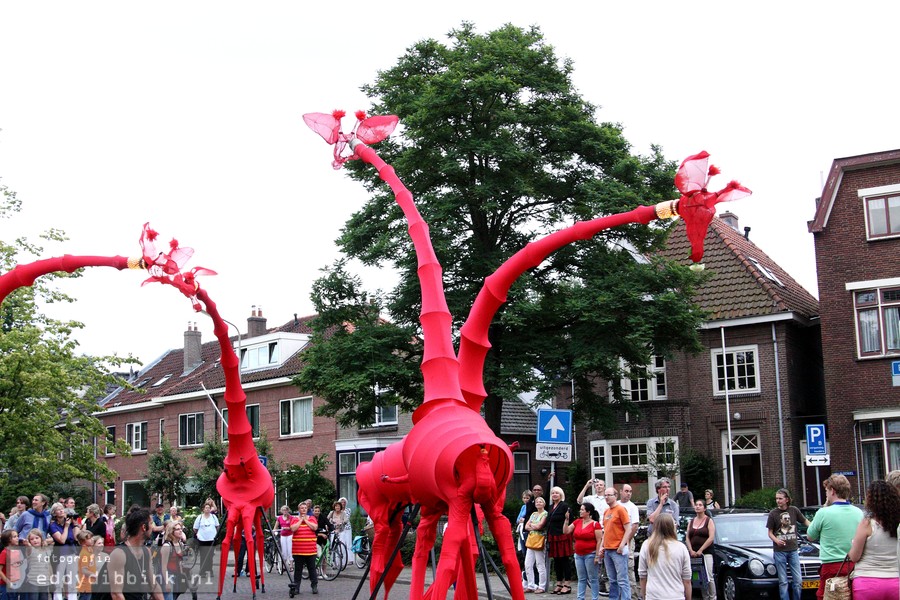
[[598, 488, 631, 600], [290, 502, 318, 595]]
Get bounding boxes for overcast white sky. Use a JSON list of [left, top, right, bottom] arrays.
[[1, 1, 898, 367]]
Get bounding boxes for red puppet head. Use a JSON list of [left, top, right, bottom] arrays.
[[674, 152, 751, 264]]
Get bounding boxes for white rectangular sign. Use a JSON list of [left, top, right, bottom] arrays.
[[805, 454, 830, 467], [536, 443, 572, 462]]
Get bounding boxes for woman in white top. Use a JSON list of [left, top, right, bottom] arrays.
[[638, 513, 691, 600], [523, 496, 549, 593], [847, 479, 899, 599], [192, 500, 220, 585]]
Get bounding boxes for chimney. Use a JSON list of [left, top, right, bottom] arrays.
[[719, 211, 739, 232], [247, 305, 267, 339], [183, 321, 202, 374]]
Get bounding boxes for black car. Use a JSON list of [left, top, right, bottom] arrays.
[[706, 510, 821, 599]]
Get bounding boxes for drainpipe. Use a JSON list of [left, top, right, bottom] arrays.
[[721, 327, 737, 506], [853, 422, 862, 501], [571, 379, 577, 475], [772, 323, 787, 487]]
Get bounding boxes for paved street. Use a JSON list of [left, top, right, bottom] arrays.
[[214, 562, 517, 600]]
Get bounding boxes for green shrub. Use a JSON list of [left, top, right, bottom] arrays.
[[734, 487, 780, 510]]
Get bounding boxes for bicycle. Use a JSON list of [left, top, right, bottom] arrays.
[[352, 533, 371, 569], [297, 531, 346, 581], [264, 534, 287, 575]]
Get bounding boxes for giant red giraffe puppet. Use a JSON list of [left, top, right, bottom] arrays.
[[304, 111, 750, 600], [136, 224, 275, 600]]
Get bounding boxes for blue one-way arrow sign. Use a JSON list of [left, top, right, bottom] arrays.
[[537, 409, 572, 444]]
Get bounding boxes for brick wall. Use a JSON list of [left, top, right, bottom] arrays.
[[813, 161, 900, 490]]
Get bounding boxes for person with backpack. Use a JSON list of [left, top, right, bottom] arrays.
[[159, 521, 187, 600], [190, 502, 218, 592]]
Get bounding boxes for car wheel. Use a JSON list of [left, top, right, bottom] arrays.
[[720, 572, 739, 600]]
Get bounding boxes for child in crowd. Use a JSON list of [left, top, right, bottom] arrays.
[[1, 530, 25, 600], [24, 531, 53, 600], [75, 532, 96, 600]]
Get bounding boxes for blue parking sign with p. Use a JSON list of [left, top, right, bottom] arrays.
[[806, 424, 826, 455]]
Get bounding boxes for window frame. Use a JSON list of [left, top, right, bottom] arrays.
[[864, 193, 900, 240], [620, 356, 667, 402], [105, 425, 116, 456], [853, 286, 900, 358], [125, 421, 148, 453], [711, 345, 761, 395], [279, 396, 313, 437], [240, 341, 280, 370], [222, 404, 261, 441], [178, 412, 205, 447], [374, 404, 399, 426]]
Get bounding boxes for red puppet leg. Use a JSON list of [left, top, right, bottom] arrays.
[[409, 508, 443, 600]]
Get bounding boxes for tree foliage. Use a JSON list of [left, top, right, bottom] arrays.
[[191, 437, 226, 508], [300, 23, 706, 433], [0, 180, 133, 508], [143, 438, 190, 505], [276, 453, 336, 510]]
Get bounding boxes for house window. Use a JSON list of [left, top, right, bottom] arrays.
[[105, 426, 116, 456], [865, 194, 900, 238], [591, 445, 606, 470], [626, 356, 667, 401], [712, 345, 760, 395], [280, 397, 313, 436], [105, 486, 115, 507], [159, 419, 165, 448], [336, 450, 377, 512], [855, 415, 900, 487], [611, 442, 648, 467], [125, 422, 147, 452], [374, 405, 398, 426], [240, 342, 280, 370], [591, 436, 679, 504], [512, 452, 530, 495], [854, 287, 900, 357], [178, 413, 204, 447], [222, 405, 260, 441]]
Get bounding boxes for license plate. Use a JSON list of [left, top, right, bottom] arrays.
[[802, 580, 819, 589]]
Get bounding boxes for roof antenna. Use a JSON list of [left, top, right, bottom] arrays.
[[743, 226, 751, 240]]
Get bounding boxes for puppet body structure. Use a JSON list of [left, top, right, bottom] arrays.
[[305, 111, 750, 600], [137, 225, 274, 600]]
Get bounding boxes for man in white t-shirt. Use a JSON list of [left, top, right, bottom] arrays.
[[619, 485, 641, 600]]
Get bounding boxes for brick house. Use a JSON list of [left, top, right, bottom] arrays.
[[572, 214, 824, 506], [809, 149, 900, 499], [97, 308, 338, 510]]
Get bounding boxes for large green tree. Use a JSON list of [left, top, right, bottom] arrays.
[[143, 438, 189, 505], [0, 180, 131, 508], [298, 23, 706, 434]]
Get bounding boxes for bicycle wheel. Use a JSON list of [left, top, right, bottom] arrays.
[[263, 541, 278, 573], [354, 538, 370, 569], [277, 549, 286, 575], [333, 541, 347, 574], [319, 542, 344, 581]]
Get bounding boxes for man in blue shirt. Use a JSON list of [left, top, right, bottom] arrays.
[[646, 478, 679, 536], [16, 494, 51, 545]]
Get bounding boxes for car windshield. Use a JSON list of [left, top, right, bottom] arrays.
[[715, 515, 770, 545]]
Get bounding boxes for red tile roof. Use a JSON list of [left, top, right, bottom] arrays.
[[660, 217, 819, 321], [101, 315, 317, 408]]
